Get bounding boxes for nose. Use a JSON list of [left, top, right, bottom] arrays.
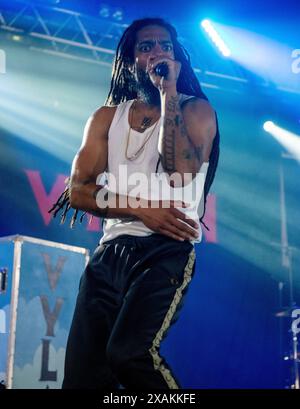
[[151, 42, 165, 57]]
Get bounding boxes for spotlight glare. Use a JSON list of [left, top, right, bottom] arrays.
[[201, 19, 211, 29], [263, 121, 275, 132], [201, 19, 231, 57], [263, 121, 300, 163], [12, 35, 22, 42]]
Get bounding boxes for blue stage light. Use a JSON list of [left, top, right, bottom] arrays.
[[264, 121, 300, 163], [201, 19, 231, 57]]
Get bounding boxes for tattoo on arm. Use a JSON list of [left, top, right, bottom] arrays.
[[162, 96, 181, 171], [182, 149, 193, 160], [163, 95, 190, 171], [162, 129, 176, 172], [162, 95, 211, 175], [182, 145, 204, 163], [174, 115, 180, 127], [165, 118, 174, 127], [166, 96, 178, 113]]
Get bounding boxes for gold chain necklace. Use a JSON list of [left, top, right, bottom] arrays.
[[125, 100, 160, 161]]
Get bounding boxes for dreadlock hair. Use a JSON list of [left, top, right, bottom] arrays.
[[49, 17, 219, 229], [106, 17, 208, 105]]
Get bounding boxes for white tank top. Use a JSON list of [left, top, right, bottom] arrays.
[[99, 95, 209, 245]]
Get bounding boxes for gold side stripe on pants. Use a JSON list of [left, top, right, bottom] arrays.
[[148, 248, 196, 389]]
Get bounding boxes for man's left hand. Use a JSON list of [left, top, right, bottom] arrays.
[[146, 56, 181, 93]]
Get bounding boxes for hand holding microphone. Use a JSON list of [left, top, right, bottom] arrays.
[[147, 57, 181, 91], [154, 62, 169, 78]]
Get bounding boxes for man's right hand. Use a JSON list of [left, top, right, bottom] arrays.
[[134, 199, 199, 242]]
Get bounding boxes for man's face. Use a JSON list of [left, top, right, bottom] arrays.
[[132, 25, 175, 105], [134, 25, 175, 71]]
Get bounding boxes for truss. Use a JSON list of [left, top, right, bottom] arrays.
[[0, 0, 298, 95], [0, 0, 127, 66]]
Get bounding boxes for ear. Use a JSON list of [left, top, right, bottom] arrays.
[[128, 63, 136, 74]]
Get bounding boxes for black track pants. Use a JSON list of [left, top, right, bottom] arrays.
[[62, 233, 196, 390]]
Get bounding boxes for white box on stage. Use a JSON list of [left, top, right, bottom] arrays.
[[0, 235, 89, 389]]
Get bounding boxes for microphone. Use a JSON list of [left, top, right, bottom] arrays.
[[154, 62, 169, 77]]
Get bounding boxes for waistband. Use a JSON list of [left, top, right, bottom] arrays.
[[101, 233, 193, 248]]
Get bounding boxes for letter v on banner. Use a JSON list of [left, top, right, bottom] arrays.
[[25, 170, 68, 226], [25, 170, 102, 231]]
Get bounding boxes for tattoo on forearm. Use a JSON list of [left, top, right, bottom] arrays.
[[163, 96, 182, 171], [182, 149, 193, 160], [174, 115, 180, 127], [166, 95, 179, 113], [162, 129, 176, 171], [163, 94, 201, 172], [165, 97, 188, 137], [165, 118, 174, 127]]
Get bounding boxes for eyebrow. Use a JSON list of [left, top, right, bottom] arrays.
[[136, 40, 173, 45]]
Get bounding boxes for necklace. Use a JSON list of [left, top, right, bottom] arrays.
[[125, 100, 160, 161]]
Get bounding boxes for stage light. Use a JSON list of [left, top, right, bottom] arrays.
[[112, 9, 123, 22], [263, 121, 275, 132], [11, 35, 22, 42], [99, 4, 110, 18], [211, 24, 299, 92], [263, 121, 300, 163], [98, 4, 123, 21], [201, 19, 231, 57], [28, 0, 60, 5]]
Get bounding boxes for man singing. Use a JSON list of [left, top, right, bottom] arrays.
[[56, 17, 220, 389]]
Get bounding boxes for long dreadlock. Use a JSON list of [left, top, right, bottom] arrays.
[[49, 17, 220, 229]]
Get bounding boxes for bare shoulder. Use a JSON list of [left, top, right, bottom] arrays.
[[182, 97, 216, 143], [89, 105, 118, 128], [78, 105, 117, 148], [182, 97, 215, 123], [82, 105, 118, 144]]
